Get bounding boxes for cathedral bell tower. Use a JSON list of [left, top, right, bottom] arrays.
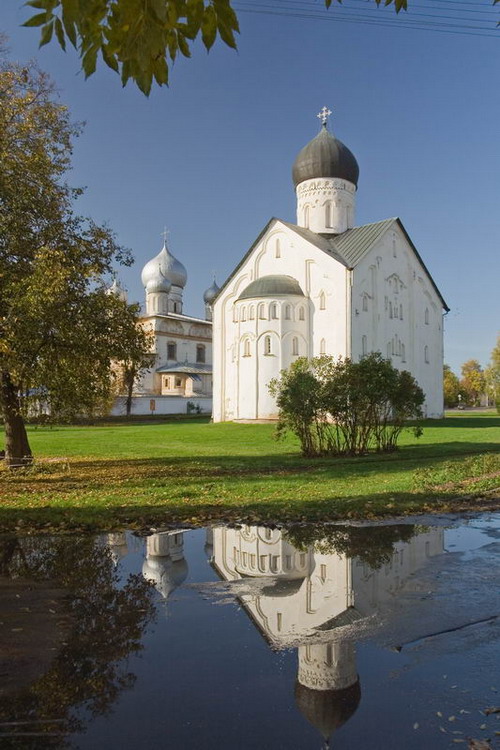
[[292, 107, 359, 235]]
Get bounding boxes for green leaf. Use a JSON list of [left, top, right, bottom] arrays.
[[39, 20, 55, 47], [177, 34, 191, 58], [22, 11, 50, 27], [24, 0, 50, 8], [217, 20, 236, 49], [82, 45, 98, 78], [201, 5, 217, 50], [54, 17, 66, 50], [153, 56, 169, 86], [101, 45, 119, 72]]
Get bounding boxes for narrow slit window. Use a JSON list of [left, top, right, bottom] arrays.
[[292, 337, 299, 356], [264, 336, 272, 355], [319, 291, 326, 310], [298, 307, 305, 321]]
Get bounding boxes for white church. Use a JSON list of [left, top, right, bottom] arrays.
[[212, 108, 448, 422], [112, 236, 219, 416]]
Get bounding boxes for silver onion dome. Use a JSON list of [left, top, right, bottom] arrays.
[[203, 278, 220, 305], [107, 278, 128, 302], [141, 241, 188, 291]]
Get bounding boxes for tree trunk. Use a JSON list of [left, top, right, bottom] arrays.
[[1, 370, 33, 467], [125, 368, 135, 417]]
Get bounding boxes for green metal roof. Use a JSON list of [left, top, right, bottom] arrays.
[[156, 363, 212, 375]]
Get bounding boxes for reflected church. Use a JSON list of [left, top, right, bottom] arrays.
[[207, 524, 444, 747]]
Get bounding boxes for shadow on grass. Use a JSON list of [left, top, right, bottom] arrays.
[[423, 415, 500, 429], [1, 440, 499, 492], [0, 486, 498, 533]]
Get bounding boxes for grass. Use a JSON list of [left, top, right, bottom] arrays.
[[0, 412, 499, 532]]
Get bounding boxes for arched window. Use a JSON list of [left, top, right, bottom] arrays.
[[292, 337, 299, 356], [320, 338, 326, 355], [394, 305, 398, 319], [241, 306, 246, 321], [196, 345, 205, 363], [325, 202, 331, 227], [319, 291, 326, 310], [298, 307, 305, 321], [399, 304, 403, 320], [258, 303, 266, 319], [362, 335, 367, 356], [264, 336, 272, 355], [285, 304, 291, 320], [275, 238, 281, 258], [389, 301, 393, 318], [270, 302, 278, 319], [425, 308, 429, 325], [392, 236, 397, 257], [387, 343, 392, 359], [249, 305, 255, 320], [401, 343, 406, 362], [233, 307, 238, 322], [303, 205, 310, 228], [362, 295, 368, 312], [167, 342, 176, 360], [243, 339, 251, 357], [424, 345, 429, 363]]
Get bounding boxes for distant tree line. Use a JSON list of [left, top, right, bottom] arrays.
[[443, 335, 500, 411]]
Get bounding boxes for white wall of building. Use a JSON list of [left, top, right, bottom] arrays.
[[111, 395, 212, 416], [213, 220, 349, 421], [351, 223, 444, 417]]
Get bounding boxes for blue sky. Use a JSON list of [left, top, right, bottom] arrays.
[[2, 0, 499, 375]]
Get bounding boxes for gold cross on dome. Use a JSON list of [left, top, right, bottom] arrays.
[[317, 106, 332, 125]]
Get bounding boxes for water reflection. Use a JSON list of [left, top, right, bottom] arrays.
[[208, 524, 444, 747], [142, 531, 188, 600], [0, 535, 156, 746], [3, 519, 496, 749]]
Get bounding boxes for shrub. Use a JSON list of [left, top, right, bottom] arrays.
[[269, 354, 424, 457]]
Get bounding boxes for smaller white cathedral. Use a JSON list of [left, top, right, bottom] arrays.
[[112, 237, 219, 416], [213, 108, 448, 421]]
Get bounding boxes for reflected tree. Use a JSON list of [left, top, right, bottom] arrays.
[[285, 523, 421, 569], [0, 535, 156, 746]]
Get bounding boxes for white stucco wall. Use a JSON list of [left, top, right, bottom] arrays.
[[111, 395, 212, 416], [213, 220, 349, 421], [136, 314, 212, 396], [350, 223, 445, 417], [296, 177, 356, 234]]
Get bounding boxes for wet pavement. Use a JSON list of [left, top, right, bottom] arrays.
[[1, 513, 500, 748]]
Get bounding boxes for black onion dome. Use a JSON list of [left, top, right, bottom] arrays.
[[292, 125, 359, 188], [295, 679, 361, 742]]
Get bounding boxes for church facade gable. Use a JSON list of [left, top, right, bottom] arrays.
[[213, 220, 349, 421]]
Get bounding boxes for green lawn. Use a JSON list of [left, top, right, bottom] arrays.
[[0, 412, 499, 531]]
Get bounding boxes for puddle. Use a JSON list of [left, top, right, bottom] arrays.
[[1, 514, 500, 749]]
